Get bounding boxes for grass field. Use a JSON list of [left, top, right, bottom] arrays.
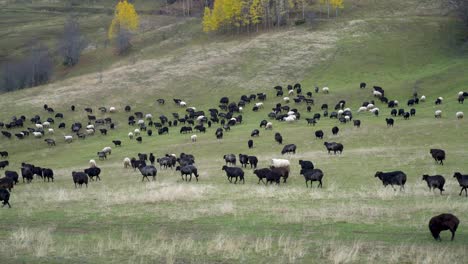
[[0, 0, 468, 263]]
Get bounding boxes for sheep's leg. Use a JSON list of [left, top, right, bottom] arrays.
[[234, 177, 238, 184], [319, 180, 322, 188], [459, 188, 464, 196], [450, 229, 456, 241], [189, 174, 192, 182], [305, 180, 308, 188]]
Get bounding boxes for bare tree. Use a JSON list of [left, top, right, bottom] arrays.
[[116, 29, 133, 55], [59, 16, 87, 67]]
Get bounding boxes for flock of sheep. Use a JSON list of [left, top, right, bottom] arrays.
[[0, 82, 466, 241]]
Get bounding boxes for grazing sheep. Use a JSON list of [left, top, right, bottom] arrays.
[[430, 149, 445, 165], [0, 188, 11, 208], [324, 142, 343, 154], [44, 139, 55, 146], [134, 129, 141, 136], [48, 128, 54, 134], [386, 118, 394, 127], [191, 134, 197, 142], [300, 169, 324, 188], [33, 132, 43, 138], [248, 139, 253, 149], [222, 166, 245, 184], [358, 106, 367, 113], [322, 87, 329, 94], [128, 132, 134, 139], [112, 140, 121, 146], [284, 115, 296, 122], [176, 165, 199, 182], [275, 133, 283, 144], [253, 168, 278, 184], [0, 177, 14, 191], [373, 91, 382, 97], [456, 111, 463, 119], [89, 159, 97, 168], [64, 135, 73, 143], [353, 120, 361, 128], [453, 172, 468, 196], [109, 107, 116, 113], [422, 175, 445, 195], [271, 158, 290, 168], [86, 129, 95, 135], [248, 156, 258, 169], [435, 97, 443, 105], [315, 130, 324, 139], [332, 126, 339, 135], [5, 171, 18, 184], [435, 110, 442, 118], [223, 154, 236, 165], [429, 214, 459, 241], [0, 160, 9, 169], [283, 97, 290, 103], [97, 152, 107, 160], [281, 144, 296, 155], [20, 166, 33, 183], [138, 165, 157, 181], [458, 95, 464, 104], [239, 154, 249, 168], [265, 122, 273, 130], [102, 147, 112, 155], [374, 171, 407, 190], [123, 157, 131, 168], [72, 171, 88, 188], [420, 95, 426, 102]]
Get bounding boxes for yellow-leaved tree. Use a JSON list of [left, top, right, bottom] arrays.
[[250, 0, 264, 31], [203, 7, 214, 32], [330, 0, 344, 17], [108, 0, 140, 40]]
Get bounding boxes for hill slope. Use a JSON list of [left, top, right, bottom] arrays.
[[0, 0, 467, 263]]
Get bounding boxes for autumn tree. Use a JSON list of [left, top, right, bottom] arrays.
[[330, 0, 343, 17], [108, 0, 139, 53], [250, 0, 264, 31]]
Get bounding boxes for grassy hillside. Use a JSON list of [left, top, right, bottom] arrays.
[[0, 0, 468, 263]]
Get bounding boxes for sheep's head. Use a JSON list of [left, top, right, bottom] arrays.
[[375, 172, 382, 178], [453, 172, 461, 178], [422, 175, 429, 181]]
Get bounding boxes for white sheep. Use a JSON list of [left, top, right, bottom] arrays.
[[33, 132, 42, 138], [420, 95, 426, 102], [288, 89, 294, 95], [284, 115, 296, 122], [366, 104, 375, 110], [188, 106, 196, 111], [128, 132, 134, 139], [239, 107, 243, 112], [145, 114, 153, 120], [283, 97, 290, 103], [373, 91, 382, 97], [435, 110, 442, 118], [394, 100, 399, 106], [102, 146, 112, 155], [230, 117, 237, 123], [456, 111, 464, 119], [255, 102, 264, 108], [287, 111, 295, 116], [344, 115, 350, 122], [109, 107, 116, 113], [86, 124, 95, 130], [358, 106, 367, 113], [196, 115, 205, 122], [35, 123, 43, 129], [179, 101, 187, 107], [42, 122, 50, 128], [191, 134, 197, 142], [89, 159, 97, 168], [265, 122, 273, 130], [48, 128, 54, 134], [370, 108, 379, 114], [134, 129, 141, 136], [458, 91, 464, 96], [337, 110, 344, 116], [271, 158, 290, 168], [86, 129, 95, 135], [344, 108, 351, 112], [137, 120, 145, 125], [123, 157, 131, 168], [438, 97, 444, 101], [169, 154, 177, 158], [64, 135, 73, 143], [322, 87, 329, 94]]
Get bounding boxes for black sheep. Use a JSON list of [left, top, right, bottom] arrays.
[[42, 168, 54, 182], [323, 142, 343, 154], [138, 165, 157, 182], [0, 160, 9, 169], [315, 130, 324, 139], [222, 166, 245, 184], [0, 177, 14, 191], [422, 175, 445, 195], [112, 140, 122, 147], [251, 129, 260, 137], [430, 149, 445, 165], [453, 172, 468, 196], [248, 156, 258, 169], [353, 120, 361, 128], [332, 126, 339, 135], [429, 214, 459, 241], [374, 171, 406, 190], [248, 139, 253, 149], [386, 118, 394, 127], [223, 154, 236, 165], [299, 160, 314, 170], [0, 188, 11, 208], [0, 151, 8, 158], [5, 171, 18, 185], [84, 167, 101, 181], [253, 168, 270, 184], [176, 165, 199, 182], [239, 154, 249, 168], [274, 133, 283, 144], [281, 144, 296, 155], [21, 166, 34, 183], [149, 153, 155, 165], [72, 171, 88, 188], [270, 166, 290, 183], [300, 169, 324, 188]]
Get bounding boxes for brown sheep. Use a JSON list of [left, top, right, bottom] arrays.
[[429, 213, 460, 241], [269, 166, 290, 183]]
